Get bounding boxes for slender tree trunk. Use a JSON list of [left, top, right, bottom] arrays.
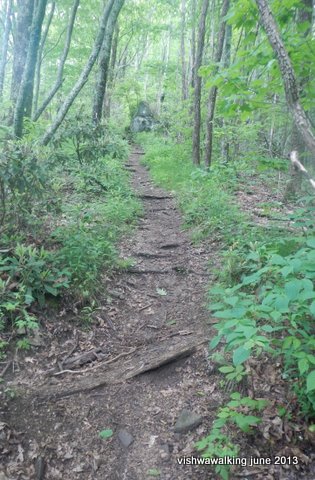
[[10, 0, 35, 110], [192, 0, 210, 165], [105, 23, 119, 118], [92, 0, 124, 124], [0, 0, 12, 99], [208, 0, 216, 60], [180, 0, 188, 101], [156, 28, 171, 116], [221, 22, 232, 162], [204, 0, 230, 168], [190, 0, 196, 89], [13, 0, 47, 138], [33, 0, 79, 121], [254, 0, 315, 157], [32, 0, 56, 114], [40, 0, 116, 146]]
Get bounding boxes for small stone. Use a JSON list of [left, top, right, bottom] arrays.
[[174, 409, 203, 434], [160, 443, 170, 460], [29, 330, 45, 347], [118, 430, 134, 448]]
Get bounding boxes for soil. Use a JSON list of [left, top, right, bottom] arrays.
[[0, 148, 314, 480]]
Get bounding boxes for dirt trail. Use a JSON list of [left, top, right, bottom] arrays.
[[1, 148, 219, 480]]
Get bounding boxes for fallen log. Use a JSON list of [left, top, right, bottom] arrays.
[[34, 333, 207, 400]]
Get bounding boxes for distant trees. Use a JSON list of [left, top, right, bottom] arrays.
[[33, 0, 79, 122], [41, 0, 118, 145], [0, 0, 314, 163]]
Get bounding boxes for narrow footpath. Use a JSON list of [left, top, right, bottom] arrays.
[[2, 148, 218, 480]]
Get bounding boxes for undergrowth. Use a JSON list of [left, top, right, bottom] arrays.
[[137, 132, 315, 479], [0, 118, 141, 354]]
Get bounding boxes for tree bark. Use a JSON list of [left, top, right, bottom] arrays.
[[92, 0, 125, 124], [13, 0, 47, 137], [192, 0, 210, 165], [40, 0, 116, 146], [32, 0, 56, 115], [104, 23, 119, 119], [190, 0, 197, 89], [33, 0, 79, 121], [180, 0, 188, 101], [10, 0, 35, 108], [0, 0, 12, 99], [204, 0, 230, 168], [254, 0, 315, 157], [221, 22, 232, 162]]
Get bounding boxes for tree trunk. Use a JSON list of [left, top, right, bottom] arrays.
[[40, 0, 117, 146], [156, 28, 171, 116], [32, 0, 56, 114], [13, 0, 47, 138], [221, 22, 232, 162], [192, 0, 210, 165], [189, 0, 196, 89], [10, 0, 35, 109], [104, 23, 119, 119], [254, 0, 315, 157], [0, 0, 12, 100], [33, 0, 79, 121], [204, 0, 230, 168], [180, 0, 188, 101], [92, 0, 125, 124]]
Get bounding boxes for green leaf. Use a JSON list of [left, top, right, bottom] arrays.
[[284, 280, 301, 301], [230, 392, 241, 400], [306, 238, 315, 249], [306, 370, 315, 393], [219, 365, 235, 374], [261, 325, 274, 333], [310, 301, 315, 317], [45, 285, 58, 296], [270, 254, 286, 266], [233, 346, 250, 366], [234, 414, 261, 432], [298, 358, 309, 375], [156, 288, 167, 296], [99, 429, 113, 439], [147, 469, 161, 477], [225, 296, 239, 307], [274, 295, 289, 312], [209, 335, 221, 349], [215, 307, 246, 319]]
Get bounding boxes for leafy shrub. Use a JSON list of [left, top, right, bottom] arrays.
[[0, 244, 70, 332], [52, 113, 129, 165], [209, 235, 315, 418], [196, 393, 267, 480], [0, 139, 50, 228]]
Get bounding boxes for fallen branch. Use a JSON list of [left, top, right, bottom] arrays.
[[54, 347, 137, 376], [35, 333, 206, 399]]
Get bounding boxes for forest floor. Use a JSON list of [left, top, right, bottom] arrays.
[[1, 148, 314, 480]]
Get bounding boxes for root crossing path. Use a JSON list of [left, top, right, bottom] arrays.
[[3, 148, 219, 480]]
